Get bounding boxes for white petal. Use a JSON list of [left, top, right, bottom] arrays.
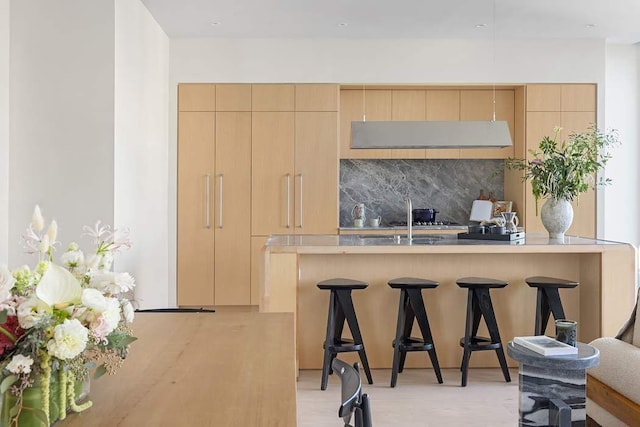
[[36, 263, 82, 306]]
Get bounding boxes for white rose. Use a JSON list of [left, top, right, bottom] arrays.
[[6, 354, 34, 374], [121, 300, 135, 324], [81, 288, 107, 312], [103, 297, 121, 332], [0, 265, 16, 302], [113, 272, 135, 294], [17, 296, 48, 328], [47, 318, 89, 360]]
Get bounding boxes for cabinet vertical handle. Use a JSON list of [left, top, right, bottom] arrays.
[[296, 173, 303, 228], [205, 173, 211, 229], [217, 174, 223, 229], [285, 174, 291, 228]]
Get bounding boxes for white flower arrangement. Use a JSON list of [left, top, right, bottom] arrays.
[[0, 206, 137, 425]]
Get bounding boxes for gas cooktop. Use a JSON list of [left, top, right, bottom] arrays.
[[387, 220, 466, 229]]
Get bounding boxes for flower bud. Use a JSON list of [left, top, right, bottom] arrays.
[[47, 220, 58, 243], [39, 234, 50, 254], [32, 205, 44, 231]]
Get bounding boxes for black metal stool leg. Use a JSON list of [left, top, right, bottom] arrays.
[[321, 291, 337, 390], [337, 291, 374, 385], [477, 288, 511, 383], [398, 297, 414, 373], [408, 289, 443, 384], [545, 288, 567, 322], [461, 289, 474, 387], [391, 290, 408, 387]]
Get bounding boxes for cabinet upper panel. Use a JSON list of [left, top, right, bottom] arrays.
[[295, 84, 339, 111], [179, 84, 216, 111], [252, 84, 295, 111], [216, 84, 251, 111], [561, 84, 596, 112]]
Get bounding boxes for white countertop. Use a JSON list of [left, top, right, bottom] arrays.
[[264, 233, 631, 254]]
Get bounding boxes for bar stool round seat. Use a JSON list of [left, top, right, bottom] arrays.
[[457, 277, 511, 387], [317, 278, 373, 390], [526, 276, 579, 336], [388, 277, 442, 387]]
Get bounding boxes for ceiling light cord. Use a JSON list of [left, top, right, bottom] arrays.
[[492, 0, 497, 122], [362, 83, 366, 122]]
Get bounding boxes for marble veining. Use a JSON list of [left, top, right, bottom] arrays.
[[339, 159, 504, 226]]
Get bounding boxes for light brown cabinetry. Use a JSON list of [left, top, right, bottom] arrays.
[[524, 84, 597, 237], [459, 90, 515, 159], [177, 84, 252, 307], [178, 84, 215, 112], [251, 85, 339, 305], [340, 87, 515, 159]]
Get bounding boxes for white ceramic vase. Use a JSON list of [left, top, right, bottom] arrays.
[[540, 198, 574, 239]]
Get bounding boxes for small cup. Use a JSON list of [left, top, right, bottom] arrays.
[[468, 225, 486, 234], [369, 216, 381, 227], [354, 218, 364, 228], [555, 319, 578, 347]]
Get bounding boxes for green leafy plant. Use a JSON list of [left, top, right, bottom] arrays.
[[506, 125, 619, 206]]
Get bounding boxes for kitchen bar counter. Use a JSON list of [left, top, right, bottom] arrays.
[[260, 233, 637, 371]]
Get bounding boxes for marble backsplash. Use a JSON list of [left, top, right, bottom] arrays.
[[340, 159, 504, 226]]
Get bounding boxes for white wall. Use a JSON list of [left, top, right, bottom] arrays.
[[0, 0, 9, 263], [603, 43, 640, 245], [114, 0, 170, 309], [168, 37, 609, 306], [9, 1, 115, 266]]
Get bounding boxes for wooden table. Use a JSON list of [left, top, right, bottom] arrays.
[[61, 312, 297, 426]]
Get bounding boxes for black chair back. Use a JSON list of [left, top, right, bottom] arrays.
[[332, 358, 372, 427]]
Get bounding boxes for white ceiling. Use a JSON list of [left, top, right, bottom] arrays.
[[140, 0, 640, 43]]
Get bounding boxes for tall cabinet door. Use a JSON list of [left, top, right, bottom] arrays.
[[295, 111, 339, 234], [214, 112, 252, 305], [177, 112, 215, 306], [252, 112, 295, 235]]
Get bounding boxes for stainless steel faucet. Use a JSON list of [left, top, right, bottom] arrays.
[[406, 197, 413, 242]]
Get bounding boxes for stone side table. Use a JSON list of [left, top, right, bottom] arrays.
[[507, 341, 599, 427]]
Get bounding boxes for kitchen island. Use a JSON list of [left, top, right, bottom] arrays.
[[260, 233, 637, 370]]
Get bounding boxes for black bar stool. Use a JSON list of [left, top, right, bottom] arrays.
[[317, 278, 373, 390], [457, 277, 511, 387], [526, 276, 579, 335], [388, 277, 443, 387]]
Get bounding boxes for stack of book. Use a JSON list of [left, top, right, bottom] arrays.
[[513, 335, 578, 356]]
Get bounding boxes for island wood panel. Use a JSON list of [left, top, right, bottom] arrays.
[[261, 241, 636, 372], [339, 89, 392, 158], [390, 89, 427, 159], [425, 90, 461, 159], [459, 90, 515, 159], [251, 112, 295, 235], [61, 312, 296, 427], [294, 112, 339, 234], [295, 252, 583, 370], [178, 83, 216, 111], [250, 236, 268, 305], [215, 84, 251, 111], [294, 84, 339, 111], [214, 112, 252, 305], [177, 112, 215, 306]]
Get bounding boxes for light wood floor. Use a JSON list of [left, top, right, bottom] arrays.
[[297, 368, 519, 426]]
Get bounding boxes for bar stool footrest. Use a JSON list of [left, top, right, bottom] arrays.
[[325, 338, 364, 353], [459, 336, 502, 351], [393, 337, 434, 352]]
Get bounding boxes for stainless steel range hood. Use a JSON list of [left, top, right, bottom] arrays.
[[351, 121, 512, 149]]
